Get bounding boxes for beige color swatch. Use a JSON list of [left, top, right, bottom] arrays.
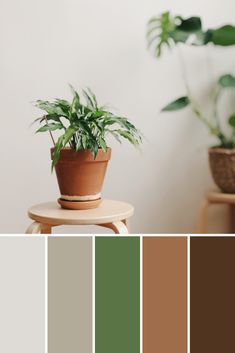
[[48, 237, 92, 353]]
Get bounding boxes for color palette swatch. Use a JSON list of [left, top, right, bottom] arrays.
[[0, 237, 45, 353], [48, 237, 92, 353], [1, 235, 235, 353], [48, 236, 187, 353], [96, 237, 140, 353], [191, 237, 235, 353], [143, 237, 187, 353]]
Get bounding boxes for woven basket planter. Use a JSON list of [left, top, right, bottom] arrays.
[[209, 148, 235, 193]]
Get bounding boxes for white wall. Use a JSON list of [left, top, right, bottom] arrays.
[[1, 0, 235, 233]]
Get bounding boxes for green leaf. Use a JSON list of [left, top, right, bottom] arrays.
[[36, 101, 66, 116], [51, 127, 76, 170], [82, 89, 96, 110], [204, 29, 214, 44], [117, 130, 139, 146], [54, 99, 71, 116], [69, 85, 81, 114], [192, 30, 207, 45], [63, 127, 77, 146], [36, 123, 63, 133], [75, 120, 95, 140], [74, 135, 81, 151], [228, 113, 235, 127], [86, 88, 98, 109], [108, 130, 122, 144], [42, 114, 62, 123], [170, 29, 191, 43], [147, 11, 176, 57], [51, 135, 64, 170], [161, 96, 190, 111], [81, 134, 88, 149], [89, 140, 99, 158], [177, 17, 202, 32], [218, 74, 235, 87], [99, 137, 108, 152], [33, 85, 143, 170], [71, 95, 81, 114], [212, 25, 235, 46]]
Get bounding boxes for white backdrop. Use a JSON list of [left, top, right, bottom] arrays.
[[1, 0, 235, 233]]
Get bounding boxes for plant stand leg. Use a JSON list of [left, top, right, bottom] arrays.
[[41, 225, 52, 234], [197, 199, 209, 233], [26, 221, 44, 234], [100, 221, 129, 234], [26, 222, 52, 234], [123, 218, 130, 232]]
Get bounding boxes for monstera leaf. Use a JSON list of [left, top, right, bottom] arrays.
[[161, 96, 190, 112]]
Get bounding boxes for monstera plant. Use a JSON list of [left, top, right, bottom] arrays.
[[147, 12, 235, 57], [147, 12, 235, 193]]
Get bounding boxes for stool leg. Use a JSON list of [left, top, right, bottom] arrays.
[[41, 225, 52, 234], [26, 222, 44, 234], [26, 222, 52, 234], [123, 218, 130, 232], [197, 199, 209, 233], [100, 221, 129, 234]]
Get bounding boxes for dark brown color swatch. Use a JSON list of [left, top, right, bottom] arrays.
[[191, 236, 235, 353], [143, 237, 187, 353]]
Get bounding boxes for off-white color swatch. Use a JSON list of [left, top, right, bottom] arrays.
[[1, 0, 235, 233], [48, 237, 92, 353], [0, 237, 45, 353]]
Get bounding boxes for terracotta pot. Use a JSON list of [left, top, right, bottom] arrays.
[[51, 147, 111, 209], [209, 147, 235, 193]]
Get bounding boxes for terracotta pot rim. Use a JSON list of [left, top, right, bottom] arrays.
[[209, 147, 235, 155], [51, 147, 111, 162], [50, 146, 111, 152]]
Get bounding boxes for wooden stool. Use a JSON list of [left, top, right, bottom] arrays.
[[26, 200, 134, 234], [198, 190, 235, 233]]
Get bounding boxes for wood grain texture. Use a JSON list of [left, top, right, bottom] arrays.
[[28, 200, 134, 225]]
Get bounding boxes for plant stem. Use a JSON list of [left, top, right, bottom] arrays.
[[204, 46, 221, 130], [45, 116, 55, 146], [213, 88, 221, 129], [177, 46, 227, 145]]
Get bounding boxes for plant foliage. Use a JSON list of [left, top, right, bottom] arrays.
[[34, 86, 142, 169], [147, 12, 235, 148], [161, 96, 190, 111], [161, 74, 235, 148], [147, 11, 235, 57]]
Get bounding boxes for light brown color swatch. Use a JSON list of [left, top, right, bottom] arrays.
[[143, 237, 187, 353]]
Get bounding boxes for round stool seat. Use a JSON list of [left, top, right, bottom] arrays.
[[26, 200, 134, 234]]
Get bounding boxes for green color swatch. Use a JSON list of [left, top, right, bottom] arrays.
[[95, 237, 140, 353]]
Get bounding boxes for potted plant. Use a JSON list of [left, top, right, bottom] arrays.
[[147, 11, 235, 193], [33, 86, 142, 209]]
